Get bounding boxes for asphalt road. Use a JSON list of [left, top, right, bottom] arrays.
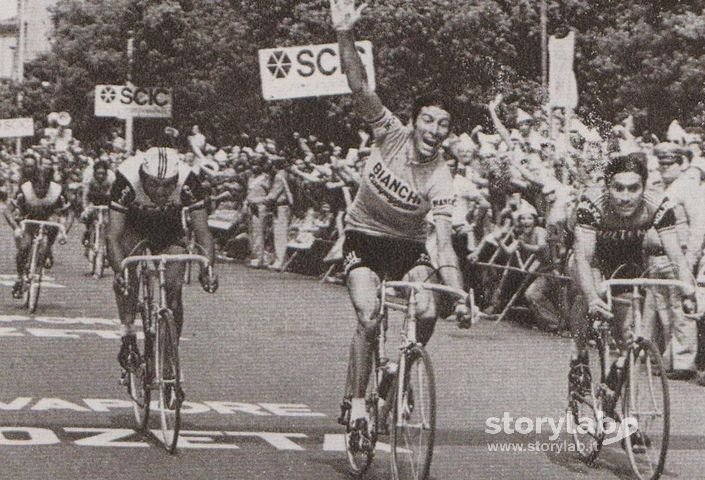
[[0, 219, 704, 480]]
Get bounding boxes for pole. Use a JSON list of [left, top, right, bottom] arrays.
[[16, 0, 25, 82], [540, 0, 548, 101], [125, 32, 134, 154], [15, 0, 26, 157]]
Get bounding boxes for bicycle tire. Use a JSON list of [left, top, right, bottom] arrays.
[[621, 338, 670, 480], [129, 271, 153, 430], [155, 308, 181, 453], [391, 345, 435, 480], [27, 243, 43, 314], [570, 334, 607, 464], [345, 353, 378, 476], [94, 250, 105, 279]]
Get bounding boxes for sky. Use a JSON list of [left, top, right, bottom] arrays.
[[0, 2, 17, 21]]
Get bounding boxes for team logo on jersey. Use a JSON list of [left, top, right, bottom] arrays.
[[575, 198, 602, 227], [652, 198, 676, 230], [431, 198, 455, 209], [369, 161, 422, 211], [343, 251, 362, 276], [118, 185, 133, 207]]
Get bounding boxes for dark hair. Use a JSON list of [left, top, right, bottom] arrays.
[[93, 159, 109, 171], [411, 93, 454, 125], [604, 152, 648, 186]]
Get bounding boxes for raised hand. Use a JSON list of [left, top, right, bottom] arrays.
[[488, 93, 503, 112], [330, 0, 367, 31]]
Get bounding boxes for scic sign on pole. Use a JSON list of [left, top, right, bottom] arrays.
[[0, 117, 34, 138], [94, 85, 172, 118], [258, 41, 375, 101]]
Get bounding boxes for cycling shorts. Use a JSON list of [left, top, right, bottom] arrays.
[[342, 230, 433, 280]]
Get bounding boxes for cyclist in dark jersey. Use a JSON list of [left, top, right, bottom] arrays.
[[569, 153, 695, 433], [106, 131, 218, 380]]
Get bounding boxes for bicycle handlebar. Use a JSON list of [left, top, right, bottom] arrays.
[[183, 191, 232, 213], [20, 220, 67, 241], [120, 254, 210, 272], [382, 281, 469, 302], [600, 278, 695, 294]]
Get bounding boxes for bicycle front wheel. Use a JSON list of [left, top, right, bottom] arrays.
[[621, 338, 670, 480], [26, 267, 42, 313], [154, 308, 181, 453], [569, 335, 607, 464], [391, 345, 435, 480]]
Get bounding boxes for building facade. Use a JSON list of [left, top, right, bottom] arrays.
[[0, 0, 57, 80]]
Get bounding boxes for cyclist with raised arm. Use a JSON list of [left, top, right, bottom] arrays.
[[330, 0, 470, 444], [106, 129, 218, 383], [569, 153, 695, 438]]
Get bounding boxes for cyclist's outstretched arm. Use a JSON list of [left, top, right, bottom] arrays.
[[434, 217, 463, 291], [106, 209, 127, 274], [332, 0, 384, 121], [573, 225, 601, 304], [3, 202, 19, 231], [191, 208, 215, 267]]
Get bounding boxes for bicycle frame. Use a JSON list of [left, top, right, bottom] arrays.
[[376, 280, 474, 480], [380, 281, 476, 345], [121, 252, 210, 453], [92, 206, 109, 248], [122, 254, 211, 307], [19, 220, 67, 312]]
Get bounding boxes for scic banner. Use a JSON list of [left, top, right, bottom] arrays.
[[0, 118, 34, 138], [94, 85, 172, 118], [258, 41, 375, 101]]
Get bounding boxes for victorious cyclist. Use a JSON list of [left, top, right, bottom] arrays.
[[106, 129, 218, 381], [569, 153, 695, 414], [331, 0, 470, 440]]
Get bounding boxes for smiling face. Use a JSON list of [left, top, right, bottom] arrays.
[[607, 172, 644, 218], [413, 105, 451, 160]]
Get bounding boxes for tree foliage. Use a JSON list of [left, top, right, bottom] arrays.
[[2, 0, 704, 149]]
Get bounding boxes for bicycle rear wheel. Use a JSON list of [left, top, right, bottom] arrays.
[[154, 308, 181, 453], [621, 339, 669, 480], [391, 345, 435, 480], [570, 336, 607, 463], [345, 354, 378, 476]]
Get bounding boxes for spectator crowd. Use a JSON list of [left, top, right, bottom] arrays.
[[3, 96, 705, 383]]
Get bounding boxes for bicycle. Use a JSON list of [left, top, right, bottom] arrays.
[[343, 279, 476, 479], [86, 205, 110, 279], [568, 275, 697, 480], [120, 249, 211, 453], [182, 191, 230, 284], [17, 219, 67, 313]]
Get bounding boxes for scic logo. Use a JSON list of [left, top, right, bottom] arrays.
[[118, 87, 171, 106], [267, 45, 369, 79]]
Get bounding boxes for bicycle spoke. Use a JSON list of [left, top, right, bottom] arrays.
[[622, 340, 669, 480], [392, 346, 435, 480]]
